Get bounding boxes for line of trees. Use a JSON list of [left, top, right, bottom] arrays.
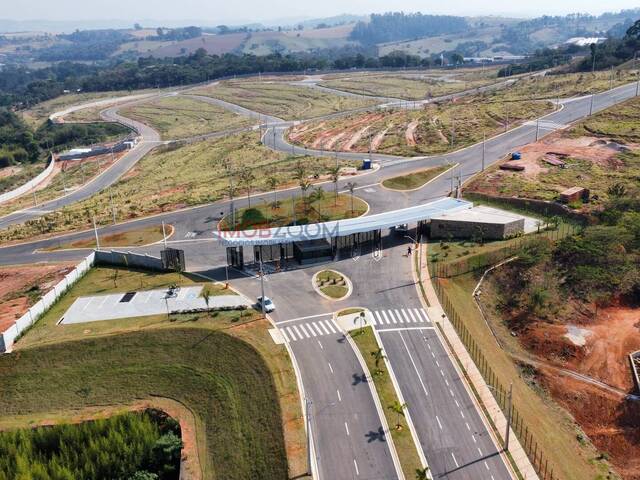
[[0, 409, 182, 480], [350, 12, 468, 45]]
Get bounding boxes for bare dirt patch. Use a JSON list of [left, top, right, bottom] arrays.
[[539, 373, 640, 480], [405, 120, 419, 146], [0, 263, 74, 331]]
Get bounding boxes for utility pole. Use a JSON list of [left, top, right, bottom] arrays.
[[535, 118, 540, 141], [93, 216, 100, 250], [482, 133, 486, 171], [451, 117, 455, 147], [609, 65, 613, 90], [636, 75, 639, 96], [109, 189, 116, 224], [305, 398, 313, 476], [259, 258, 266, 316], [161, 221, 168, 249], [589, 93, 594, 116], [505, 382, 513, 452], [504, 105, 509, 132]]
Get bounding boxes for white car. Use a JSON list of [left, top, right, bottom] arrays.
[[257, 296, 276, 313]]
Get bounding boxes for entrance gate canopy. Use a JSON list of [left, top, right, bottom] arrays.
[[214, 197, 472, 247]]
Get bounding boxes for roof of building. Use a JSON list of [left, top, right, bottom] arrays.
[[214, 197, 472, 247]]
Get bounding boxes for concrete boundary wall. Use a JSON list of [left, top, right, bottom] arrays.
[[0, 252, 95, 353], [0, 156, 55, 205], [0, 249, 169, 352], [94, 249, 165, 271]]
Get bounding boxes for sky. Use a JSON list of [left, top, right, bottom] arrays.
[[3, 0, 640, 24]]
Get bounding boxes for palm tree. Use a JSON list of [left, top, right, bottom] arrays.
[[311, 186, 325, 217], [293, 160, 311, 211], [388, 401, 407, 430], [202, 287, 211, 317], [371, 347, 386, 375], [415, 467, 430, 480], [346, 181, 357, 215], [327, 166, 341, 206], [239, 167, 255, 208], [352, 311, 366, 333], [267, 176, 279, 209]]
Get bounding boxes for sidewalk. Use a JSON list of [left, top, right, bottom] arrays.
[[417, 243, 539, 480]]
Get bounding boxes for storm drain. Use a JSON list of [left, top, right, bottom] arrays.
[[120, 292, 137, 303]]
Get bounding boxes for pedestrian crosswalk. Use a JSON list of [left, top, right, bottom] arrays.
[[279, 317, 340, 342], [371, 308, 430, 326]]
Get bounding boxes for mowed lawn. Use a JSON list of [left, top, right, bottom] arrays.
[[192, 80, 375, 120], [0, 329, 288, 480], [120, 96, 255, 140], [382, 165, 451, 190], [1, 266, 306, 479]]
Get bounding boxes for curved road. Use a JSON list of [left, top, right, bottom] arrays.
[[2, 74, 639, 480]]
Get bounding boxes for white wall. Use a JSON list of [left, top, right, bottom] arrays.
[[0, 156, 55, 205]]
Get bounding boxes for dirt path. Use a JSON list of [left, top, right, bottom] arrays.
[[371, 128, 389, 151], [405, 121, 419, 146], [343, 126, 370, 151]]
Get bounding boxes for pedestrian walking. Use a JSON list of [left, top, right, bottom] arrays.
[[407, 246, 412, 256]]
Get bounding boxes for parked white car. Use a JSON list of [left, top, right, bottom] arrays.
[[257, 296, 275, 313]]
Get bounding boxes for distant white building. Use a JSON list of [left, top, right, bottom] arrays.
[[564, 37, 607, 47]]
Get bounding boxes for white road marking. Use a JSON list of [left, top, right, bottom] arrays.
[[280, 329, 290, 342], [426, 342, 431, 350], [325, 320, 337, 334], [317, 340, 323, 349], [292, 325, 304, 339], [466, 422, 471, 431], [478, 447, 483, 456], [413, 308, 425, 322], [344, 422, 350, 436], [328, 362, 333, 373], [386, 310, 397, 324], [436, 360, 440, 367], [376, 326, 435, 333], [431, 351, 435, 358], [285, 327, 298, 341], [450, 389, 455, 397], [375, 311, 384, 325], [311, 322, 324, 336], [472, 435, 477, 443], [394, 309, 404, 323], [460, 411, 465, 419], [337, 389, 342, 402], [381, 310, 391, 324], [398, 332, 429, 397], [353, 459, 359, 476], [440, 370, 445, 377], [277, 312, 332, 325], [407, 308, 418, 322], [318, 321, 331, 335], [331, 319, 341, 332], [419, 308, 430, 322], [485, 462, 491, 471], [298, 324, 311, 338], [454, 399, 459, 407], [436, 416, 443, 430], [451, 452, 459, 468]]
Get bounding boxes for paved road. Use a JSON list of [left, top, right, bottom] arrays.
[[2, 76, 640, 480], [0, 99, 165, 231]]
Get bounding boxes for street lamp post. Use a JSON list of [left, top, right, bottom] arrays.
[[306, 397, 313, 476], [259, 258, 266, 316], [486, 382, 513, 452], [589, 93, 594, 116], [482, 133, 486, 172]]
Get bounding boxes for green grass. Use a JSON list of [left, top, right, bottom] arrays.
[[191, 80, 376, 120], [0, 156, 115, 219], [220, 193, 367, 230], [495, 70, 639, 103], [120, 96, 255, 140], [44, 224, 168, 251], [289, 95, 553, 157], [320, 69, 501, 101], [337, 308, 364, 316], [350, 327, 423, 478], [0, 132, 358, 244], [315, 270, 349, 299], [0, 163, 45, 194], [0, 329, 287, 480], [382, 165, 450, 190], [433, 274, 608, 480], [4, 265, 307, 479]]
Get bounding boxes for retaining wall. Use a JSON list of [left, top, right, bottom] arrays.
[[0, 252, 95, 352], [0, 156, 55, 205], [94, 249, 165, 271]]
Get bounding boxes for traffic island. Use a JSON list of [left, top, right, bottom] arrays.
[[312, 269, 352, 301]]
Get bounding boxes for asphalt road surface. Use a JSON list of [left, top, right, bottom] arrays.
[[2, 75, 640, 480]]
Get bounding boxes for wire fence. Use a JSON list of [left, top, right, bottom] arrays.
[[428, 222, 582, 279]]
